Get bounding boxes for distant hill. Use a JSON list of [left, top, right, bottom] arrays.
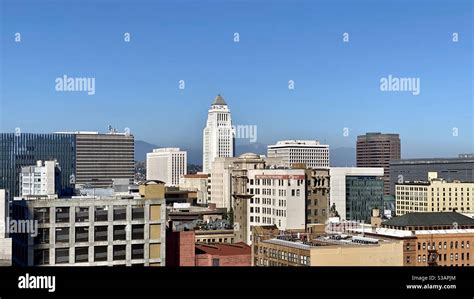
[[134, 140, 202, 164], [136, 140, 356, 168], [134, 140, 158, 162], [330, 147, 356, 167]]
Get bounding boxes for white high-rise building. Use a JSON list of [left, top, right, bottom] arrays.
[[146, 148, 187, 186], [245, 168, 306, 244], [209, 157, 238, 210], [20, 160, 58, 197], [267, 140, 330, 169], [202, 94, 235, 174]]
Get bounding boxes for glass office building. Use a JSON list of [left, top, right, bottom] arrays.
[[345, 176, 384, 223], [0, 133, 76, 200]]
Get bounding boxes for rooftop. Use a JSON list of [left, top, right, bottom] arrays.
[[195, 242, 250, 256], [269, 140, 328, 147], [263, 233, 383, 250], [390, 157, 474, 165], [382, 212, 474, 228], [182, 174, 208, 179]]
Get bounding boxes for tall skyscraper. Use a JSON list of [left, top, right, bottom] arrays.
[[0, 131, 135, 199], [75, 131, 134, 189], [202, 94, 235, 173], [0, 133, 76, 200], [356, 132, 401, 195], [146, 148, 187, 186], [267, 140, 330, 169]]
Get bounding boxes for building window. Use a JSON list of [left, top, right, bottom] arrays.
[[212, 258, 220, 267], [34, 228, 50, 245], [55, 207, 70, 223], [95, 206, 108, 222], [75, 227, 89, 243], [34, 249, 49, 266], [75, 207, 89, 223], [75, 247, 89, 263], [94, 246, 108, 262], [132, 225, 144, 240], [113, 206, 127, 221], [113, 225, 126, 241], [113, 245, 126, 261], [55, 248, 69, 264], [55, 227, 69, 243], [132, 205, 144, 220], [34, 208, 50, 224], [132, 244, 144, 259], [94, 226, 108, 242]]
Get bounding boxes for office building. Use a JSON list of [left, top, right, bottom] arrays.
[[395, 172, 474, 216], [0, 133, 76, 201], [209, 157, 239, 210], [237, 166, 306, 244], [329, 167, 384, 221], [267, 140, 329, 169], [146, 148, 187, 186], [252, 226, 404, 266], [11, 181, 166, 266], [350, 212, 474, 267], [166, 229, 250, 267], [179, 174, 209, 205], [202, 94, 235, 173], [356, 132, 401, 195], [345, 175, 384, 223], [20, 160, 60, 197], [390, 157, 474, 195], [75, 131, 134, 189], [304, 167, 330, 225]]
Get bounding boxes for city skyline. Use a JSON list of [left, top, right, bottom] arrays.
[[1, 0, 472, 160]]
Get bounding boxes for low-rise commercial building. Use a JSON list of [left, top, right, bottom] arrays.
[[349, 211, 474, 267], [11, 181, 166, 266], [252, 226, 404, 266], [166, 229, 249, 266]]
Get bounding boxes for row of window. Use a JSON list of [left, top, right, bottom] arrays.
[[257, 247, 310, 266], [34, 244, 145, 265], [34, 205, 145, 224], [416, 252, 470, 263], [417, 241, 470, 251], [250, 197, 287, 207], [34, 225, 145, 244]]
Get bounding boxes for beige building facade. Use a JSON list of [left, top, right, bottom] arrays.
[[396, 172, 474, 216]]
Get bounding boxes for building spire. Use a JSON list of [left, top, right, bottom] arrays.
[[212, 94, 227, 106]]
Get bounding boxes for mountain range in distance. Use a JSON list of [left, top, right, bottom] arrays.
[[135, 140, 356, 167]]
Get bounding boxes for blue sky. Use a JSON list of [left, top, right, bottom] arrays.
[[1, 0, 472, 160]]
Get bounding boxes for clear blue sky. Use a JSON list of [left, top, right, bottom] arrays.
[[1, 0, 472, 159]]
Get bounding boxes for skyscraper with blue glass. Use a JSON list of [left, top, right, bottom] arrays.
[[0, 133, 76, 200]]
